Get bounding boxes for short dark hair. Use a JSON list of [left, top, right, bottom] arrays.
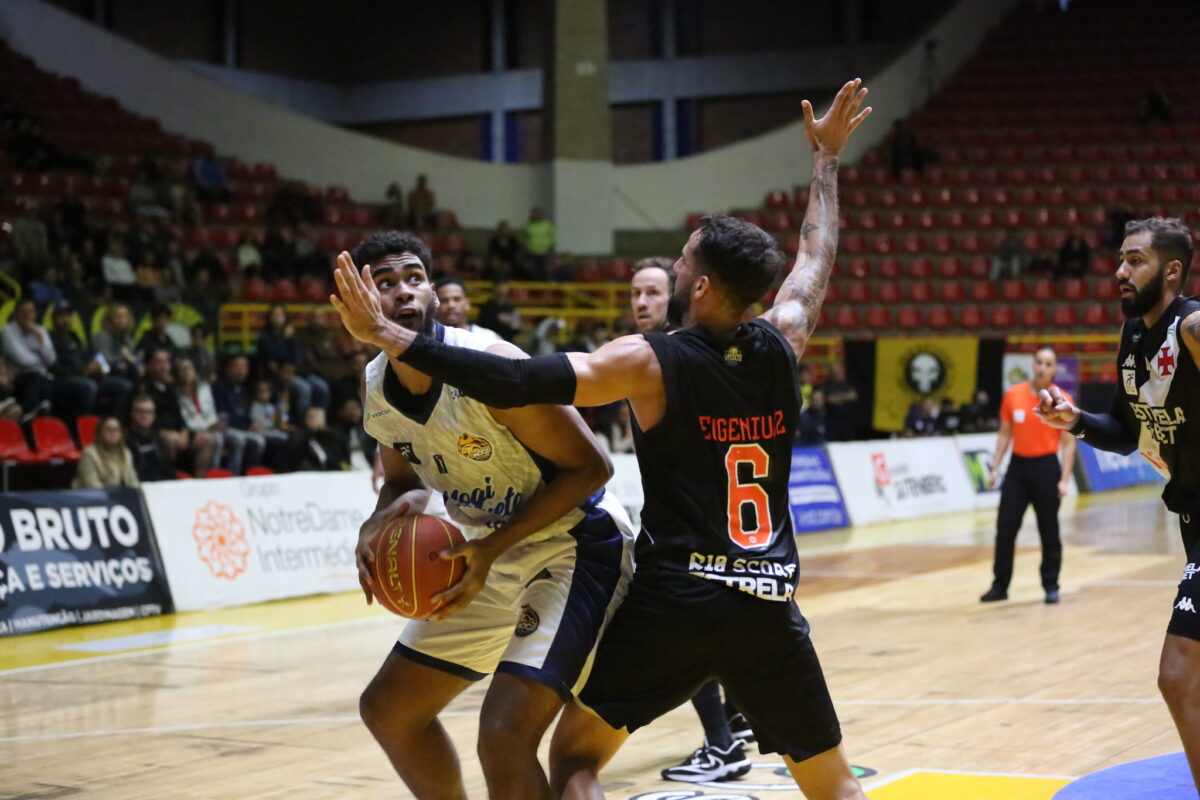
[[1035, 345, 1057, 360], [1125, 217, 1193, 283], [435, 278, 467, 294], [150, 303, 172, 320], [693, 215, 784, 309], [351, 231, 433, 274], [633, 257, 676, 292]]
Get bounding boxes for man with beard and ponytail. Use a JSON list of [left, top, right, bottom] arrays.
[[333, 80, 872, 800], [344, 231, 635, 800], [1035, 216, 1200, 790]]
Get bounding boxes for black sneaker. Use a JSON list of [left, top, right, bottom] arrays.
[[980, 587, 1008, 602], [1045, 589, 1060, 604], [727, 712, 755, 744], [661, 739, 751, 783]]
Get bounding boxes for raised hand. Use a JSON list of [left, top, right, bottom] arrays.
[[802, 78, 872, 156], [331, 251, 388, 348], [1034, 386, 1081, 430]]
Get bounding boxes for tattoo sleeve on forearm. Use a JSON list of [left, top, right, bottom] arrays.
[[776, 156, 839, 336]]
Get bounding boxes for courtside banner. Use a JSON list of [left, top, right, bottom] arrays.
[[0, 488, 171, 637], [826, 439, 977, 525], [788, 447, 849, 533], [1076, 441, 1165, 492], [954, 433, 1077, 509], [142, 471, 378, 611]]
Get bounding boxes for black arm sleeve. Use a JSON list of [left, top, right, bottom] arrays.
[[1068, 388, 1139, 455], [397, 334, 576, 409]]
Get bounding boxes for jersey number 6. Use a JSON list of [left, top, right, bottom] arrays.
[[725, 443, 773, 548]]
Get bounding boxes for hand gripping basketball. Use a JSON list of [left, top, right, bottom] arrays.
[[369, 514, 468, 619]]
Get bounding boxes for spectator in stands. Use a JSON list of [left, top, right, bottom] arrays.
[[261, 224, 295, 277], [630, 257, 676, 334], [960, 389, 999, 433], [523, 207, 556, 280], [257, 303, 330, 416], [407, 174, 436, 229], [0, 357, 23, 422], [183, 323, 217, 383], [435, 279, 501, 342], [101, 235, 138, 303], [138, 346, 217, 477], [563, 319, 610, 353], [190, 153, 230, 203], [251, 377, 291, 437], [129, 159, 170, 219], [236, 232, 263, 275], [798, 388, 827, 445], [382, 182, 405, 228], [477, 282, 520, 342], [330, 350, 371, 411], [1105, 204, 1136, 248], [887, 119, 936, 177], [598, 402, 635, 454], [11, 199, 49, 275], [295, 310, 344, 379], [137, 303, 177, 359], [47, 301, 105, 421], [58, 251, 93, 311], [28, 263, 65, 307], [91, 304, 141, 383], [990, 228, 1028, 280], [49, 180, 89, 250], [1056, 231, 1091, 278], [798, 364, 814, 410], [290, 406, 348, 471], [1138, 81, 1173, 125], [214, 355, 283, 465], [487, 220, 524, 279], [2, 298, 55, 417], [181, 259, 228, 322], [936, 397, 962, 435], [126, 394, 177, 482], [74, 416, 138, 489], [331, 395, 376, 471], [292, 223, 325, 277], [177, 355, 262, 475], [823, 361, 859, 441], [904, 397, 939, 437]]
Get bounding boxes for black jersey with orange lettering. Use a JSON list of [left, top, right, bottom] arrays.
[[1112, 294, 1200, 514], [632, 319, 800, 602]]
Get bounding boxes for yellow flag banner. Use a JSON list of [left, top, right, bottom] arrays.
[[873, 337, 979, 432]]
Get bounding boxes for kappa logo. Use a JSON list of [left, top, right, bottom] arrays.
[[515, 604, 540, 636], [1176, 597, 1197, 614], [457, 433, 493, 461], [1123, 354, 1136, 368], [192, 500, 250, 580]]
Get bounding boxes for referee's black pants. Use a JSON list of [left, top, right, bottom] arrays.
[[991, 453, 1062, 592]]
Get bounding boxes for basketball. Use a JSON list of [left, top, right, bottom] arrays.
[[370, 515, 466, 619]]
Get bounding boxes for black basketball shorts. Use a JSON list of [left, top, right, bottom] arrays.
[[577, 576, 843, 762], [1167, 512, 1200, 642]]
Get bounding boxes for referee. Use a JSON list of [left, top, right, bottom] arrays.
[[981, 346, 1076, 604]]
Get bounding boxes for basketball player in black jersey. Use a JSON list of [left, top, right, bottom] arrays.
[[333, 78, 871, 799], [1036, 217, 1200, 789]]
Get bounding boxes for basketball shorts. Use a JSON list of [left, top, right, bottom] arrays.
[[1166, 512, 1200, 642], [396, 492, 635, 701], [577, 575, 843, 762]]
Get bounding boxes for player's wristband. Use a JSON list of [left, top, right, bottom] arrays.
[[1067, 410, 1137, 455], [399, 334, 577, 408]]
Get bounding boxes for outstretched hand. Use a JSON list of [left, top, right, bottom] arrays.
[[803, 78, 872, 156], [1033, 386, 1081, 430], [331, 251, 389, 348]]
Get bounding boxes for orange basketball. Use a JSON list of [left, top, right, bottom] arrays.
[[370, 514, 466, 619]]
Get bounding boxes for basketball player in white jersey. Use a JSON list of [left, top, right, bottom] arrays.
[[347, 232, 635, 800]]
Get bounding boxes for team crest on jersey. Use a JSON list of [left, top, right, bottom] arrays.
[[393, 442, 421, 464], [723, 345, 742, 365], [457, 433, 493, 461], [514, 604, 540, 636], [1154, 344, 1178, 378]]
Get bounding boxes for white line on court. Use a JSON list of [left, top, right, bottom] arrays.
[[838, 698, 1158, 706], [0, 712, 479, 744]]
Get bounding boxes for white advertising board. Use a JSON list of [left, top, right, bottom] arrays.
[[142, 471, 380, 611], [826, 438, 978, 525]]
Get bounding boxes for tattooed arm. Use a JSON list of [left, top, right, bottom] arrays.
[[761, 78, 871, 360], [1182, 310, 1200, 368]]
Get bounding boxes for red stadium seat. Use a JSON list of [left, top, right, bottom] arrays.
[[1062, 279, 1088, 301], [350, 207, 374, 226], [847, 282, 871, 303], [990, 307, 1016, 329], [878, 282, 902, 304], [1020, 306, 1047, 328], [900, 234, 924, 254], [767, 211, 795, 231], [909, 282, 934, 303], [967, 257, 990, 278], [1188, 277, 1200, 298], [846, 257, 870, 279], [897, 307, 924, 330], [764, 190, 789, 209], [300, 279, 328, 303], [1031, 280, 1057, 301], [938, 257, 963, 279], [246, 466, 275, 476], [842, 234, 866, 255], [871, 234, 895, 255], [326, 185, 350, 203], [909, 258, 934, 279], [1001, 280, 1027, 302], [77, 415, 99, 448], [928, 307, 954, 330], [961, 306, 985, 328], [877, 258, 902, 279], [1083, 305, 1111, 327], [608, 259, 634, 280], [1095, 281, 1120, 301], [685, 213, 704, 230], [866, 307, 893, 329], [272, 279, 299, 303], [0, 420, 45, 464], [205, 468, 234, 479], [1092, 256, 1116, 276], [32, 417, 81, 461], [970, 281, 997, 303], [1052, 305, 1079, 328], [176, 470, 193, 480], [824, 284, 841, 304], [940, 282, 965, 303], [242, 277, 271, 302], [834, 307, 861, 329]]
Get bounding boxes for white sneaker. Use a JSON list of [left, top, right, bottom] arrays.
[[660, 738, 751, 783]]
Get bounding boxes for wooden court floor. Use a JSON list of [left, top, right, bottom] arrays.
[[1, 485, 1188, 799]]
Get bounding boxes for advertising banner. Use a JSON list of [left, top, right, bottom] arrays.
[[1002, 354, 1078, 398], [0, 488, 172, 637], [787, 447, 850, 533], [826, 438, 978, 525], [1076, 441, 1165, 492], [873, 337, 979, 432], [142, 471, 379, 611], [954, 432, 1077, 509]]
